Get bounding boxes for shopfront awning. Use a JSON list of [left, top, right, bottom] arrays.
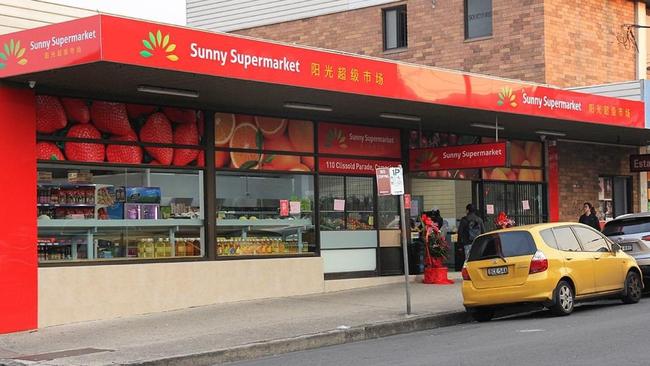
[[0, 14, 648, 145]]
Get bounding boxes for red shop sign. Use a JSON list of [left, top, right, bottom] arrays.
[[404, 194, 411, 209], [319, 157, 402, 175], [629, 154, 650, 172], [376, 167, 391, 196], [318, 123, 401, 158], [410, 142, 507, 172]]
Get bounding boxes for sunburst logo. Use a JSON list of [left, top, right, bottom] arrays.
[[497, 87, 517, 108], [0, 39, 28, 69], [139, 30, 178, 62]]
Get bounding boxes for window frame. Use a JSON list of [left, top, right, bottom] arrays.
[[571, 225, 611, 253], [464, 0, 493, 40], [551, 226, 582, 252], [382, 5, 408, 51]]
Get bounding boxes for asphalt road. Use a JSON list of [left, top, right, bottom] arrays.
[[230, 298, 650, 366]]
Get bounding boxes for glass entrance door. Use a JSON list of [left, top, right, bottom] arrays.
[[474, 181, 547, 231]]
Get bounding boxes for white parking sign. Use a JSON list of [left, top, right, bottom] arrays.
[[389, 166, 404, 195]]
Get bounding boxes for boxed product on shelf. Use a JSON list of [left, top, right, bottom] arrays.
[[126, 187, 161, 204], [106, 202, 124, 219], [124, 203, 160, 220], [37, 171, 53, 182], [67, 171, 93, 183]]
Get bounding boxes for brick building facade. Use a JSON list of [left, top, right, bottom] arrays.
[[234, 0, 637, 89], [557, 141, 639, 222]]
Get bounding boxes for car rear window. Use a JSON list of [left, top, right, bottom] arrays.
[[602, 217, 650, 236], [468, 231, 537, 262]]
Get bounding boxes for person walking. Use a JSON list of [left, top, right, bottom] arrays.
[[458, 204, 485, 260], [579, 202, 601, 231]]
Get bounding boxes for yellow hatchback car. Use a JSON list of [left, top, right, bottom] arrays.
[[462, 222, 643, 322]]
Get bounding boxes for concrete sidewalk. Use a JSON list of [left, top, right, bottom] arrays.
[[0, 274, 468, 366]]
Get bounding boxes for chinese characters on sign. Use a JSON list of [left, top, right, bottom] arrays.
[[310, 62, 384, 86], [588, 103, 631, 118]]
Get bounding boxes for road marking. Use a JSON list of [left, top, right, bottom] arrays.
[[518, 329, 545, 333]]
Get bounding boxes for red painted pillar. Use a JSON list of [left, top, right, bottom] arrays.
[[547, 140, 560, 222], [0, 85, 37, 333]]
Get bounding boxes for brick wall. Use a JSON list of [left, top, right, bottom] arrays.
[[235, 0, 547, 83], [544, 0, 636, 87], [235, 0, 637, 87], [557, 141, 638, 222]]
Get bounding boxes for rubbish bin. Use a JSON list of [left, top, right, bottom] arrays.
[[453, 241, 465, 271], [408, 239, 424, 275]]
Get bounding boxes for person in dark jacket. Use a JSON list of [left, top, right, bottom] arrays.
[[457, 204, 485, 260], [579, 202, 600, 231]]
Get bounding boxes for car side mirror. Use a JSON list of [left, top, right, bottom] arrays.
[[611, 242, 621, 253]]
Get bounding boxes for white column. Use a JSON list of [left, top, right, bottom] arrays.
[[636, 1, 647, 79], [640, 146, 648, 212]]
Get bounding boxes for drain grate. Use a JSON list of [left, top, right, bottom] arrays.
[[15, 348, 112, 362]]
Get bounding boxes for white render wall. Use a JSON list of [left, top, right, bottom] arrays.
[[187, 0, 400, 32], [0, 0, 95, 35], [39, 257, 325, 327]]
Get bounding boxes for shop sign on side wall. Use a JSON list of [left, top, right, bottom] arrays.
[[629, 154, 650, 172]]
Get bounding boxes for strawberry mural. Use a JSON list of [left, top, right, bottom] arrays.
[[172, 121, 199, 166], [65, 124, 105, 162], [36, 142, 65, 161], [61, 98, 90, 124], [126, 103, 158, 119], [90, 101, 134, 136], [140, 112, 174, 165], [36, 95, 67, 133], [163, 107, 196, 124], [107, 132, 143, 164]]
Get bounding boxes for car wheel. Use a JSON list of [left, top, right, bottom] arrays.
[[470, 307, 494, 322], [621, 271, 642, 304], [550, 280, 574, 316]]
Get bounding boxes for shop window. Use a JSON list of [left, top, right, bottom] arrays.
[[215, 172, 315, 256], [378, 195, 400, 230], [319, 176, 375, 231], [36, 96, 205, 263], [37, 164, 204, 262], [599, 176, 631, 221], [465, 0, 493, 40], [383, 5, 407, 51]]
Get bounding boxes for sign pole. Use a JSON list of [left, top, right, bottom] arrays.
[[399, 193, 412, 315]]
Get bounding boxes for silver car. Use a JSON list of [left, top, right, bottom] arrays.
[[602, 212, 650, 284]]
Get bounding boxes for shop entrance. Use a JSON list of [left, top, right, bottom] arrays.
[[474, 181, 547, 231]]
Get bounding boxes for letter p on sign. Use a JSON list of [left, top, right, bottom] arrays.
[[389, 166, 404, 196]]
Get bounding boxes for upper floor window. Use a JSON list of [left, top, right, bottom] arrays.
[[465, 0, 493, 39], [383, 6, 407, 50]]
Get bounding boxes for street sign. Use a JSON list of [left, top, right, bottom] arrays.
[[376, 167, 391, 196], [389, 166, 404, 195]]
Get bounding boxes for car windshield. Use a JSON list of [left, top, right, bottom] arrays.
[[468, 231, 537, 262], [602, 217, 650, 236]]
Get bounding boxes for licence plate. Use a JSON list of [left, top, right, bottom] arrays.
[[487, 266, 509, 276], [621, 244, 633, 252]]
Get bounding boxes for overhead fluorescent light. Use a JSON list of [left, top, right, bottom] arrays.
[[535, 130, 566, 137], [283, 102, 333, 112], [137, 85, 199, 98], [379, 113, 421, 122], [471, 123, 504, 131]]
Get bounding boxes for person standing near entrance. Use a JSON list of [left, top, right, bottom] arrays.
[[579, 202, 601, 231], [458, 204, 485, 260]]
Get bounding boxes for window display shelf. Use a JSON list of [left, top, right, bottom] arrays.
[[217, 218, 312, 228], [38, 219, 204, 229], [38, 203, 96, 207]]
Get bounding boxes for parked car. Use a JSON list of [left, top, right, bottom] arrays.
[[602, 213, 650, 284], [462, 223, 643, 322]]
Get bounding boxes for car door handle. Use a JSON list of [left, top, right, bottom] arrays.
[[566, 257, 573, 261], [594, 257, 601, 261]]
